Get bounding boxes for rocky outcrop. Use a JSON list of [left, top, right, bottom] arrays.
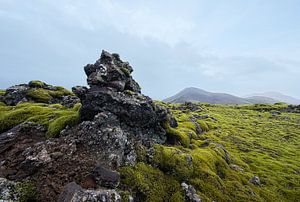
[[181, 182, 201, 202], [0, 81, 79, 107], [58, 182, 121, 202], [0, 178, 18, 201], [70, 50, 170, 168], [0, 50, 172, 201]]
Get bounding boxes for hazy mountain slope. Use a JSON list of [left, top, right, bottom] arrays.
[[245, 96, 278, 104], [245, 92, 300, 104], [164, 87, 260, 104]]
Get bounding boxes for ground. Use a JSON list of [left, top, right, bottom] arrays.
[[121, 102, 300, 202]]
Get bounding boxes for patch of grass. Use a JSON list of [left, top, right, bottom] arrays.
[[123, 102, 300, 201], [120, 162, 184, 202], [0, 102, 81, 137], [0, 89, 6, 96]]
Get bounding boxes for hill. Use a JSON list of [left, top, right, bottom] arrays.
[[164, 87, 278, 104], [244, 92, 300, 105]]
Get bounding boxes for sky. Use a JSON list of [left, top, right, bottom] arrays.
[[0, 0, 299, 100]]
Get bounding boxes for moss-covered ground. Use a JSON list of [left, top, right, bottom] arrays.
[[121, 102, 300, 202], [0, 102, 80, 137]]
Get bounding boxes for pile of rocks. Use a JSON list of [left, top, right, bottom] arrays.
[[0, 50, 173, 201]]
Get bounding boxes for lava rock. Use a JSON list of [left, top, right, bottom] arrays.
[[58, 182, 121, 202], [92, 165, 120, 188], [249, 176, 261, 186], [0, 178, 18, 201], [84, 50, 140, 93], [181, 182, 201, 202]]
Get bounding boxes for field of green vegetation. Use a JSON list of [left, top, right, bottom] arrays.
[[121, 102, 300, 202], [0, 88, 299, 201]]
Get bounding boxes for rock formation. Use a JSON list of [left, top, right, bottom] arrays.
[[0, 50, 172, 201], [0, 81, 79, 107]]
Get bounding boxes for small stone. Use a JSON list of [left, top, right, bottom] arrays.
[[249, 176, 261, 186]]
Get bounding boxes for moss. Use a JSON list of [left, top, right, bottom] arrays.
[[15, 181, 37, 202], [120, 67, 131, 77], [0, 89, 6, 96], [146, 102, 300, 201], [46, 111, 79, 138], [0, 102, 80, 137], [26, 86, 73, 103], [163, 121, 190, 147], [135, 145, 148, 162], [27, 89, 52, 103], [28, 80, 45, 88], [120, 163, 184, 202]]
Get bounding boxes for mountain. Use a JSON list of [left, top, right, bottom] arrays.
[[164, 87, 277, 104], [244, 92, 300, 105], [244, 96, 278, 104]]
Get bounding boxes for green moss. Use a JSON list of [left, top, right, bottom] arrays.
[[26, 86, 73, 103], [0, 102, 81, 137], [120, 163, 184, 202], [15, 181, 37, 202], [120, 67, 131, 76], [27, 89, 52, 103], [46, 112, 79, 137], [0, 89, 6, 96], [146, 102, 300, 201], [28, 80, 45, 88], [163, 121, 190, 147]]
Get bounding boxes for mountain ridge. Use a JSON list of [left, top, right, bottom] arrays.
[[164, 87, 282, 104]]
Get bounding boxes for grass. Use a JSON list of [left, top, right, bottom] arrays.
[[120, 102, 300, 202], [0, 102, 80, 137]]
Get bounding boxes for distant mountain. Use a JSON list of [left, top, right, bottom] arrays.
[[244, 92, 300, 105], [245, 96, 278, 104], [163, 87, 248, 104], [164, 87, 282, 104]]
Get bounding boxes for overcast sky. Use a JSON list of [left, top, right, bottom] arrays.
[[0, 0, 299, 99]]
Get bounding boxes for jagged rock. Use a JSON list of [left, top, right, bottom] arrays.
[[230, 164, 244, 172], [83, 50, 140, 93], [0, 82, 79, 107], [175, 102, 202, 112], [68, 50, 170, 168], [249, 176, 261, 186], [58, 182, 121, 202], [0, 50, 174, 201], [92, 165, 120, 188], [0, 84, 29, 105], [181, 182, 201, 202], [0, 178, 18, 201]]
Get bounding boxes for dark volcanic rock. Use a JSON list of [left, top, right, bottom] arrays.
[[181, 182, 201, 202], [83, 50, 140, 93], [58, 182, 121, 202], [0, 82, 79, 107], [70, 50, 169, 168], [0, 50, 173, 201], [92, 165, 120, 188]]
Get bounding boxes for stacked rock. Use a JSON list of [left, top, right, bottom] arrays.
[[72, 50, 170, 167]]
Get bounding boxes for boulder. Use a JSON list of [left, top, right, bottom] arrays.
[[58, 182, 121, 202], [249, 176, 261, 186], [181, 182, 201, 202]]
